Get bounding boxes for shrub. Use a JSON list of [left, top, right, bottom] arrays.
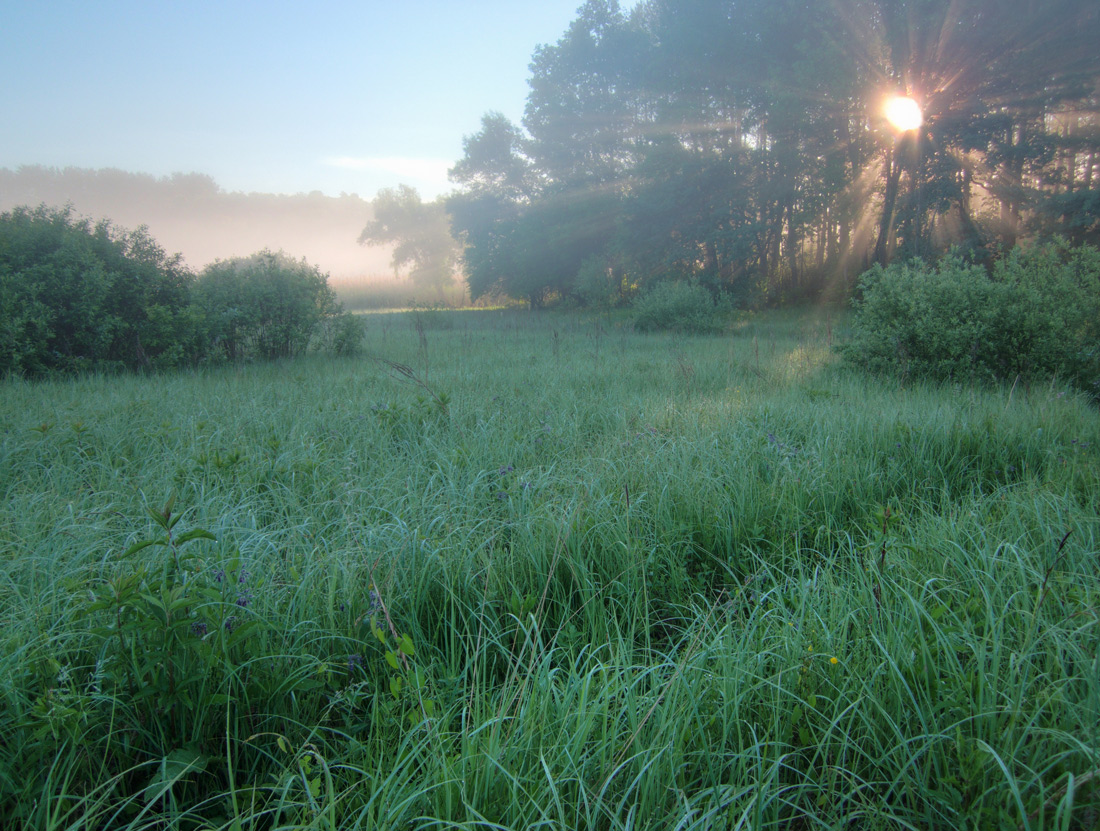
[[0, 204, 201, 376], [195, 250, 358, 360], [994, 239, 1100, 394], [632, 280, 732, 334], [842, 242, 1100, 394]]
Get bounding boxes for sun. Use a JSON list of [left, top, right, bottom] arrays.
[[884, 96, 923, 132]]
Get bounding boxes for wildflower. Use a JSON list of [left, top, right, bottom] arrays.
[[830, 656, 839, 665], [236, 588, 253, 607], [498, 465, 514, 475], [191, 621, 208, 637], [367, 585, 381, 615], [496, 491, 507, 500], [213, 568, 226, 583], [347, 653, 365, 672]]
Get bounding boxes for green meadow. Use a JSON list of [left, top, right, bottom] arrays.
[[2, 308, 1098, 829]]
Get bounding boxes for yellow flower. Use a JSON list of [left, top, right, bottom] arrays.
[[830, 656, 839, 665]]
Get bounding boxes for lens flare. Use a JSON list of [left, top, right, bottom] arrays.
[[884, 96, 923, 131]]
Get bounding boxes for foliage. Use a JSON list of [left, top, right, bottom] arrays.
[[0, 204, 201, 376], [195, 249, 357, 360], [0, 209, 361, 378], [632, 279, 733, 333], [843, 243, 1100, 393], [446, 0, 1100, 306], [359, 185, 459, 291]]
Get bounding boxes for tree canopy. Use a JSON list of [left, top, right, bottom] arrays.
[[446, 0, 1100, 306], [359, 185, 459, 292]]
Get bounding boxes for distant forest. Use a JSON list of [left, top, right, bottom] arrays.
[[0, 166, 390, 278], [446, 0, 1100, 307]]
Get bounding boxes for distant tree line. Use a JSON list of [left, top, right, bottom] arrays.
[[0, 166, 388, 279], [446, 0, 1100, 307], [0, 205, 361, 378]]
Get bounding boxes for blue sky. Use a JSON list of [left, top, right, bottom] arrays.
[[0, 0, 590, 200]]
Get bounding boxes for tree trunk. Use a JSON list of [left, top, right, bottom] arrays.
[[874, 149, 902, 265]]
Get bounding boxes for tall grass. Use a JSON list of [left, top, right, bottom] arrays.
[[1, 307, 1097, 829]]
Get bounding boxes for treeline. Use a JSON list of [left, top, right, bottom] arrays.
[[447, 0, 1100, 307], [0, 166, 389, 279], [0, 205, 361, 378]]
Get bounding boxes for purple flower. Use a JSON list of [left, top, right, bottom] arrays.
[[496, 491, 507, 501], [191, 621, 208, 637], [498, 465, 514, 476], [347, 653, 365, 672], [213, 568, 226, 583], [236, 588, 253, 608]]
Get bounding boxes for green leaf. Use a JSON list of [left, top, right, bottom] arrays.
[[176, 528, 216, 545], [384, 650, 399, 670], [398, 633, 415, 656], [122, 539, 158, 558], [143, 748, 207, 804], [277, 736, 288, 753]]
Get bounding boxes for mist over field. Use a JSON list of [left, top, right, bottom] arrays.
[[3, 0, 1100, 827], [0, 165, 392, 278]]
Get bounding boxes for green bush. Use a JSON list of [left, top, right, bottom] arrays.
[[994, 239, 1100, 393], [0, 204, 201, 376], [195, 250, 358, 360], [842, 243, 1100, 394], [632, 280, 731, 333]]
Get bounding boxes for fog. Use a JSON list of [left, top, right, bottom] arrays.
[[0, 166, 393, 279]]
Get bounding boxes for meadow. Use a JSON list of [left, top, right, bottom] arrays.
[[1, 308, 1098, 830]]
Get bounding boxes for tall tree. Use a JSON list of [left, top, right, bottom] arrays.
[[358, 185, 459, 291], [447, 0, 1100, 307]]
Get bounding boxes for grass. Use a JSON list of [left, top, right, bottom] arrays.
[[1, 306, 1098, 829]]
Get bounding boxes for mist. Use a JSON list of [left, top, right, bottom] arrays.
[[0, 165, 392, 279]]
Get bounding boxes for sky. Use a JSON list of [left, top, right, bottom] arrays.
[[0, 0, 592, 201]]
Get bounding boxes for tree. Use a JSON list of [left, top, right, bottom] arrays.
[[447, 0, 1100, 307], [447, 111, 622, 307], [446, 114, 533, 303], [358, 185, 458, 292]]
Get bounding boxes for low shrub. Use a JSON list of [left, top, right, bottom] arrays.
[[195, 249, 360, 361], [842, 241, 1100, 394], [632, 280, 732, 334]]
